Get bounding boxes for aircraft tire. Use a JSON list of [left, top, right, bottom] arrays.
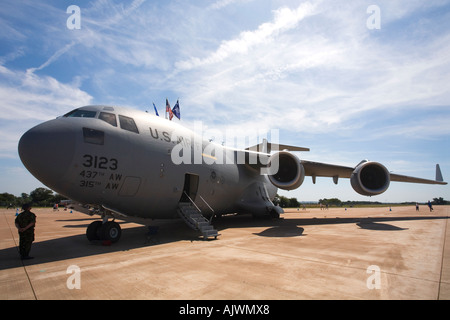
[[269, 209, 280, 219], [86, 221, 102, 241], [99, 221, 122, 243]]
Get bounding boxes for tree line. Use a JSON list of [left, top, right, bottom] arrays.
[[2, 188, 448, 209], [319, 197, 449, 207], [0, 188, 67, 208], [273, 195, 449, 208]]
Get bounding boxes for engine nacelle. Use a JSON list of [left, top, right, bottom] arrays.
[[350, 161, 390, 196], [267, 151, 305, 190]]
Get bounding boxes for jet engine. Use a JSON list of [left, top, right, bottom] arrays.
[[267, 151, 305, 190], [350, 160, 390, 196]]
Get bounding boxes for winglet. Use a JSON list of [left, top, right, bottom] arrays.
[[436, 164, 444, 182]]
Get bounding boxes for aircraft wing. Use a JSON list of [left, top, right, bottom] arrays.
[[301, 160, 447, 185], [240, 141, 446, 195], [389, 164, 447, 185]]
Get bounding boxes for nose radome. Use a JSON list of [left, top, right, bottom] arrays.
[[18, 120, 76, 191]]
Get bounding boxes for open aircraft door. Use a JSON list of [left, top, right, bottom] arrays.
[[180, 173, 199, 203]]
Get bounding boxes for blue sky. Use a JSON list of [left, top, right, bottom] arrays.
[[1, 0, 449, 202]]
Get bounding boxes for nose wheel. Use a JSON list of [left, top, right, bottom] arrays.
[[86, 220, 122, 243]]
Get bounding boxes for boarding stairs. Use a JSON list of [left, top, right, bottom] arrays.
[[177, 194, 219, 240]]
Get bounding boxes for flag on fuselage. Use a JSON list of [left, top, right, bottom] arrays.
[[153, 103, 159, 116], [172, 100, 180, 120], [166, 99, 174, 120]]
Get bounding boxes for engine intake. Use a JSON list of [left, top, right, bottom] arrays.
[[350, 161, 390, 196], [267, 152, 305, 190]]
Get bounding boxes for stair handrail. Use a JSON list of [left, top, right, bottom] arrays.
[[182, 191, 202, 213], [198, 195, 215, 223], [180, 192, 219, 240], [199, 195, 214, 213]]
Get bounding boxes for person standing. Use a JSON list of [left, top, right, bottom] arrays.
[[15, 203, 36, 260], [427, 200, 434, 212]]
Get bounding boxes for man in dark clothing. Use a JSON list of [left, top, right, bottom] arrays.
[[15, 203, 36, 260], [427, 200, 434, 212]]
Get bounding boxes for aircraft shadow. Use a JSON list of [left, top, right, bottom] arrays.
[[213, 214, 448, 235], [0, 215, 447, 270], [0, 219, 198, 271], [356, 221, 408, 231], [253, 225, 305, 237]]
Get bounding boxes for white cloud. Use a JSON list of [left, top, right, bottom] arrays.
[[176, 3, 317, 71], [26, 42, 76, 74], [208, 0, 250, 10], [0, 68, 92, 121], [162, 1, 450, 143], [0, 65, 92, 158]]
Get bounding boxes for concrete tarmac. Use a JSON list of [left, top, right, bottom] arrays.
[[1, 205, 449, 300]]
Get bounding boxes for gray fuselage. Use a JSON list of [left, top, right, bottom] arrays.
[[19, 105, 278, 220]]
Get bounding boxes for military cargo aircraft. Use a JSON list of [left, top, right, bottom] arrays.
[[18, 105, 446, 242]]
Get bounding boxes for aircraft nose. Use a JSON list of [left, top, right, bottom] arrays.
[[18, 120, 76, 190]]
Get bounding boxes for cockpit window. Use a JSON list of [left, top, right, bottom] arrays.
[[83, 127, 104, 145], [64, 109, 97, 118], [119, 115, 139, 133], [99, 112, 117, 127]]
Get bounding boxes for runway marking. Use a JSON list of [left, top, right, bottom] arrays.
[[437, 207, 449, 300]]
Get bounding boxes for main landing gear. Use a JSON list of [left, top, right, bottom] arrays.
[[86, 220, 122, 243]]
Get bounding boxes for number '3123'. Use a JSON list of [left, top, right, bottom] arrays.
[[82, 155, 118, 170]]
